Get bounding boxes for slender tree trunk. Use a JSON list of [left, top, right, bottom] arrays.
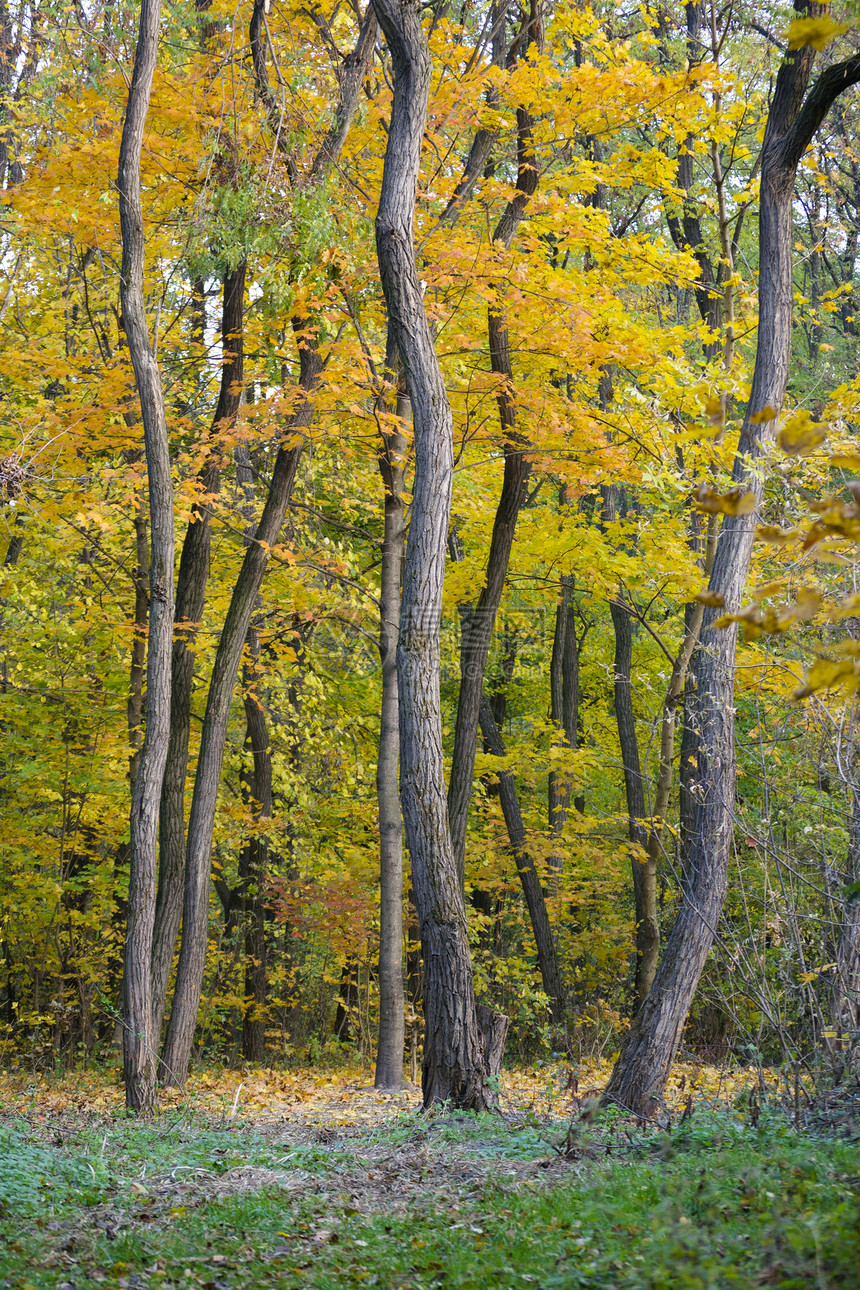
[[604, 16, 860, 1117], [128, 496, 149, 796], [832, 777, 860, 1056], [447, 2, 543, 885], [160, 334, 322, 1085], [374, 389, 408, 1089], [159, 6, 374, 1086], [547, 576, 581, 879], [239, 631, 272, 1064], [118, 0, 175, 1116], [151, 260, 246, 1048], [373, 0, 497, 1110], [479, 695, 567, 1020]]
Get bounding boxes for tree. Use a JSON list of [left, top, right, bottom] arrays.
[[117, 0, 175, 1115], [372, 0, 499, 1110], [604, 5, 860, 1118]]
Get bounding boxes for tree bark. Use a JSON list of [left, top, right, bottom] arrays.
[[239, 631, 272, 1064], [127, 495, 149, 797], [151, 260, 246, 1048], [159, 4, 374, 1086], [373, 0, 495, 1110], [604, 9, 860, 1118], [547, 576, 581, 878], [608, 592, 659, 1007], [118, 0, 175, 1116], [447, 1, 543, 886], [160, 331, 322, 1085], [374, 385, 408, 1089], [832, 777, 860, 1055], [479, 695, 567, 1021]]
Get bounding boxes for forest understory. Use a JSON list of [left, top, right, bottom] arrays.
[[2, 1061, 860, 1290]]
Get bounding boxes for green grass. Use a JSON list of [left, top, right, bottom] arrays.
[[1, 1104, 858, 1289]]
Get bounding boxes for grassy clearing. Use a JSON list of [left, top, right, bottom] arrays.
[[0, 1080, 858, 1289]]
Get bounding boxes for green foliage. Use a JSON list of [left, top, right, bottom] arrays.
[[0, 1108, 858, 1287]]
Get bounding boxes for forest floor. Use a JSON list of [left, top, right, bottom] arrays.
[[1, 1060, 859, 1289]]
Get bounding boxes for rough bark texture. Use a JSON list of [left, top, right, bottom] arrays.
[[127, 496, 149, 797], [479, 695, 567, 1020], [604, 8, 860, 1117], [160, 332, 322, 1085], [118, 0, 175, 1116], [547, 575, 581, 876], [151, 261, 246, 1049], [832, 782, 860, 1054], [238, 630, 272, 1063], [447, 2, 543, 886], [374, 388, 408, 1089], [608, 592, 659, 1006], [159, 4, 373, 1086], [373, 0, 495, 1110]]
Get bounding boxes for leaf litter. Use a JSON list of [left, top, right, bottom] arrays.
[[0, 1060, 799, 1288]]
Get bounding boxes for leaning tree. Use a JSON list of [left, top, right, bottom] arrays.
[[604, 2, 860, 1117]]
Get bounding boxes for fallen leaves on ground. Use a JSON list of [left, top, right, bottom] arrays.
[[0, 1058, 778, 1125]]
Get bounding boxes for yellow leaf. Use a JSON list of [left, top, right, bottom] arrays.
[[752, 580, 786, 599], [750, 404, 779, 424], [829, 453, 860, 470], [785, 15, 849, 51], [757, 524, 798, 545], [693, 483, 756, 516], [793, 587, 822, 622], [693, 589, 725, 607], [777, 410, 827, 456], [704, 394, 724, 426]]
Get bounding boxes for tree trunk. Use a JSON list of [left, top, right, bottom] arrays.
[[604, 15, 860, 1118], [374, 387, 408, 1089], [127, 495, 149, 797], [373, 0, 495, 1110], [478, 695, 567, 1021], [547, 576, 582, 879], [239, 624, 273, 1064], [118, 0, 175, 1116], [160, 333, 322, 1085], [607, 589, 657, 1005], [832, 780, 860, 1055], [151, 260, 246, 1048], [447, 2, 543, 886], [159, 5, 373, 1087]]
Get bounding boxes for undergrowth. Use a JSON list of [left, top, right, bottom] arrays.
[[0, 1101, 858, 1289]]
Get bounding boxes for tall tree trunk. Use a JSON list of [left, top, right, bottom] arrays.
[[832, 773, 860, 1056], [374, 385, 408, 1089], [159, 4, 374, 1087], [239, 629, 272, 1064], [160, 331, 322, 1085], [447, 1, 543, 886], [607, 591, 659, 1006], [373, 0, 496, 1111], [547, 576, 581, 879], [118, 0, 175, 1116], [604, 12, 860, 1117], [478, 695, 567, 1020], [128, 496, 149, 796], [151, 260, 246, 1048]]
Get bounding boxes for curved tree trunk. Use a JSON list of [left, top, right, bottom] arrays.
[[479, 695, 567, 1020], [118, 0, 175, 1116], [151, 260, 246, 1048], [159, 5, 374, 1087], [604, 14, 860, 1117], [374, 389, 408, 1089], [373, 0, 494, 1110], [447, 2, 543, 887]]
